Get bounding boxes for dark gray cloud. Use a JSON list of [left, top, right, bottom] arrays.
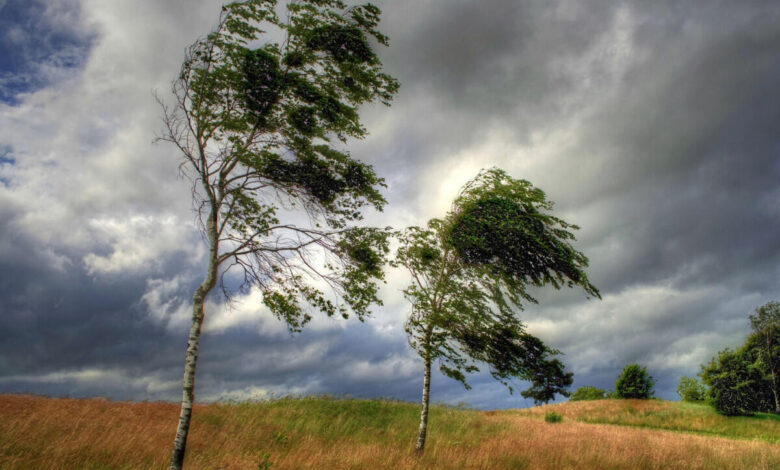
[[0, 0, 778, 409]]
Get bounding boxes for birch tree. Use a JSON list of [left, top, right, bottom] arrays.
[[157, 1, 397, 467], [394, 168, 600, 453]]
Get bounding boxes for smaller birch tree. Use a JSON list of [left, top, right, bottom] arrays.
[[394, 168, 600, 453]]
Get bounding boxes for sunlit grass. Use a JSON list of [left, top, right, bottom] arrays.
[[514, 399, 780, 443], [1, 394, 778, 469]]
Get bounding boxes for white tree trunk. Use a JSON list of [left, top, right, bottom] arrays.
[[169, 211, 218, 470], [415, 353, 432, 453]]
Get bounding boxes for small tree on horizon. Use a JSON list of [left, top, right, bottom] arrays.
[[569, 386, 607, 401], [615, 364, 655, 399], [676, 376, 706, 402], [157, 1, 398, 468], [394, 168, 600, 453]]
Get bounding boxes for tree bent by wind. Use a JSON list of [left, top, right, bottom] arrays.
[[157, 1, 398, 468], [394, 168, 600, 453]]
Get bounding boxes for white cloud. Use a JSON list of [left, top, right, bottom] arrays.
[[202, 386, 270, 402], [204, 287, 289, 336], [525, 280, 759, 375], [0, 0, 218, 252], [140, 275, 192, 329], [200, 383, 317, 402], [340, 354, 419, 383], [0, 367, 180, 396], [83, 214, 200, 275]]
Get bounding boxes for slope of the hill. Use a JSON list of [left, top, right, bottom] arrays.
[[0, 394, 777, 469], [514, 398, 780, 443]]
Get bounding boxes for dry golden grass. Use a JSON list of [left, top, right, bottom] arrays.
[[1, 394, 777, 469], [514, 399, 780, 443]]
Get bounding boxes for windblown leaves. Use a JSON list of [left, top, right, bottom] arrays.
[[395, 168, 598, 404], [447, 169, 599, 299], [164, 0, 398, 329]]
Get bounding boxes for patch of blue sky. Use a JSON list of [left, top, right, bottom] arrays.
[[0, 145, 13, 186], [0, 145, 13, 164], [0, 0, 95, 104]]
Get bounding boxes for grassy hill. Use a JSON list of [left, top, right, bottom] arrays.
[[1, 394, 778, 469]]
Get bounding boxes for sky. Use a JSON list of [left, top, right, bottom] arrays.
[[0, 0, 778, 409]]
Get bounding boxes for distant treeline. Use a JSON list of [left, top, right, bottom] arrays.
[[570, 301, 779, 418]]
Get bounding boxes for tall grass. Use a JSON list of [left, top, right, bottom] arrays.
[[1, 394, 778, 469], [515, 399, 780, 443]]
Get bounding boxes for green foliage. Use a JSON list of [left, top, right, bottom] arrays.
[[701, 348, 755, 416], [446, 168, 599, 300], [615, 364, 655, 399], [699, 301, 779, 416], [750, 301, 780, 342], [257, 451, 273, 470], [677, 376, 706, 402], [701, 337, 775, 416], [394, 168, 599, 404], [544, 411, 562, 423], [272, 430, 288, 445], [569, 386, 607, 401], [159, 0, 399, 328], [749, 301, 779, 413]]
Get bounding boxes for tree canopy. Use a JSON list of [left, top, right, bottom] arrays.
[[159, 0, 399, 326], [677, 376, 706, 402], [615, 364, 655, 399], [749, 301, 779, 413], [394, 168, 600, 451], [700, 302, 780, 416], [569, 386, 608, 401]]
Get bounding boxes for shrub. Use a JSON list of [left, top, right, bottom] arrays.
[[544, 411, 562, 423], [698, 302, 779, 416], [677, 376, 706, 402], [700, 345, 770, 416], [615, 364, 655, 399], [569, 386, 607, 401]]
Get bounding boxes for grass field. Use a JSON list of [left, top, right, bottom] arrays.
[[0, 394, 778, 469], [514, 398, 780, 444]]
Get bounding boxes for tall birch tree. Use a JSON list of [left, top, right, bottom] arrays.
[[157, 1, 398, 468], [394, 168, 600, 453]]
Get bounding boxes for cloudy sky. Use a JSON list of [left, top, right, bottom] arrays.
[[1, 0, 778, 409]]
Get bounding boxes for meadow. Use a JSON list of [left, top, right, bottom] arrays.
[[0, 394, 778, 469]]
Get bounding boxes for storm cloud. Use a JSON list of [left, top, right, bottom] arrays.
[[0, 0, 778, 408]]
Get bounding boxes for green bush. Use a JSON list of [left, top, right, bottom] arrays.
[[615, 364, 655, 399], [677, 376, 706, 402], [697, 301, 779, 416], [700, 343, 774, 416], [544, 411, 562, 423], [569, 386, 607, 401]]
